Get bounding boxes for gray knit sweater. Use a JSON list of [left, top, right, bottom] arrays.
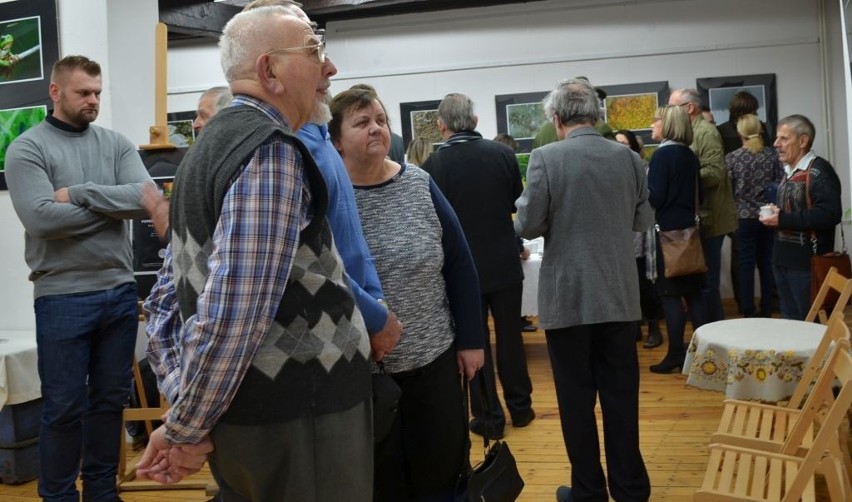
[[5, 118, 151, 298], [353, 165, 456, 373]]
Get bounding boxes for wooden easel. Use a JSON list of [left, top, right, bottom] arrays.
[[140, 23, 176, 151]]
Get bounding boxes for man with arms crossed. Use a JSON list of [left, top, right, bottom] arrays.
[[5, 55, 164, 501]]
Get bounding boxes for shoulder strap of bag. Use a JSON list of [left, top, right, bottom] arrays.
[[805, 159, 845, 254], [694, 172, 701, 226], [462, 374, 493, 452]]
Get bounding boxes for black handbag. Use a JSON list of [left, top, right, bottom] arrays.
[[372, 361, 402, 444], [455, 375, 524, 502]]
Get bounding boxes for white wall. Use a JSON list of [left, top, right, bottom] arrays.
[[0, 0, 158, 329], [1, 0, 850, 328], [163, 0, 851, 300]]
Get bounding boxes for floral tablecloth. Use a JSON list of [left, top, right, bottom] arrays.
[[683, 318, 826, 402]]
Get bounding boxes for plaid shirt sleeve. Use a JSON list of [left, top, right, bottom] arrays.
[[163, 139, 309, 444], [144, 245, 182, 404]]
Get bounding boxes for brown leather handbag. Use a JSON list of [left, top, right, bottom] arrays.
[[805, 164, 852, 308], [657, 174, 707, 278]]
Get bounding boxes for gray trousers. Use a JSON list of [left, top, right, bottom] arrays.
[[209, 399, 372, 502]]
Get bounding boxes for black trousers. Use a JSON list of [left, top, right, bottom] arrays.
[[546, 322, 651, 502], [374, 349, 468, 501], [470, 284, 533, 426]]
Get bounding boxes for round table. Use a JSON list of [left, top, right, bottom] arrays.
[[682, 318, 826, 402]]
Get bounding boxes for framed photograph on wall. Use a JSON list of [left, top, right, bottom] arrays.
[[167, 110, 197, 148], [0, 0, 59, 190], [696, 73, 777, 136], [400, 100, 442, 149], [597, 81, 669, 151], [495, 91, 548, 153]]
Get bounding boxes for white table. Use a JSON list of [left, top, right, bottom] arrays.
[[0, 330, 40, 410], [521, 253, 541, 317], [682, 318, 826, 402]]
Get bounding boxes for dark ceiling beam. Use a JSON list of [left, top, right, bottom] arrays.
[[159, 0, 547, 40], [303, 0, 548, 25], [159, 0, 241, 40]]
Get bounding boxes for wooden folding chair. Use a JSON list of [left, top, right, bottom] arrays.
[[805, 266, 852, 325], [695, 338, 852, 501], [713, 315, 849, 438]]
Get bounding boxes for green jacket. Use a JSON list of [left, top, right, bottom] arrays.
[[691, 115, 737, 237], [532, 120, 615, 148]]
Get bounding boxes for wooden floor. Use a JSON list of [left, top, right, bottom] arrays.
[[1, 307, 845, 501]]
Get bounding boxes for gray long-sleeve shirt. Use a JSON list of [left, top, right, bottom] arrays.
[[5, 118, 151, 298]]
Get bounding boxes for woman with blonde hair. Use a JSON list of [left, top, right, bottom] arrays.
[[726, 113, 783, 318], [647, 105, 709, 373], [405, 137, 433, 166]]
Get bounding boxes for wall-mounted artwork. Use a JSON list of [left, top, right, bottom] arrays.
[[0, 104, 46, 180], [0, 0, 59, 190], [167, 111, 196, 148], [400, 100, 442, 149], [696, 73, 777, 137], [597, 81, 669, 151], [495, 91, 548, 153]]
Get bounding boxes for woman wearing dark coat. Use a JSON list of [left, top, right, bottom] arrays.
[[647, 105, 710, 373]]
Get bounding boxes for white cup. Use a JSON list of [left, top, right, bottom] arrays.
[[759, 205, 773, 219]]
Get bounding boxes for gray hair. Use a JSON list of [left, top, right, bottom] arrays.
[[543, 78, 601, 127], [673, 88, 703, 107], [201, 86, 233, 113], [437, 93, 477, 132], [778, 114, 816, 149], [219, 6, 292, 83]]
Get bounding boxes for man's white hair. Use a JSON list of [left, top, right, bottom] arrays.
[[219, 6, 299, 83]]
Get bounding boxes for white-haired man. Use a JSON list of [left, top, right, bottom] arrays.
[[138, 7, 373, 500], [516, 78, 652, 502], [192, 86, 232, 134]]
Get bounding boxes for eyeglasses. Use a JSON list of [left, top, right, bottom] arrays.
[[265, 40, 327, 64]]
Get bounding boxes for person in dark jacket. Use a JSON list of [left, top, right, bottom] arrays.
[[759, 114, 842, 320], [647, 105, 710, 374], [422, 93, 535, 440]]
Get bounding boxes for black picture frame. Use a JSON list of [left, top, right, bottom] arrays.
[[400, 100, 442, 149], [0, 0, 59, 190], [597, 81, 669, 149], [133, 147, 188, 300], [495, 91, 548, 153], [696, 73, 777, 137]]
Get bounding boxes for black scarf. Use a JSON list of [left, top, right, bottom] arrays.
[[438, 130, 482, 150]]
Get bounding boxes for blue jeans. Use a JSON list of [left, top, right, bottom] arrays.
[[701, 234, 725, 322], [772, 266, 811, 320], [736, 218, 775, 317], [35, 283, 137, 501]]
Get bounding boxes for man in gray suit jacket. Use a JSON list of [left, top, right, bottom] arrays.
[[515, 78, 653, 502]]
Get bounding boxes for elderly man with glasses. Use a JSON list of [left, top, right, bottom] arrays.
[[668, 88, 737, 323], [139, 6, 375, 501]]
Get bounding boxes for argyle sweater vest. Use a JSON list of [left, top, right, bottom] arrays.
[[171, 104, 370, 424]]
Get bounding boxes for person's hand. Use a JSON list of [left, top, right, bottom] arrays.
[[136, 426, 214, 484], [167, 436, 214, 480], [54, 187, 70, 203], [456, 349, 485, 381], [136, 426, 177, 484], [142, 182, 170, 240], [370, 309, 402, 361], [520, 247, 531, 261], [759, 203, 780, 228]]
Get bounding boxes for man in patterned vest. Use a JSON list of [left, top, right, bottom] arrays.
[[138, 6, 373, 500]]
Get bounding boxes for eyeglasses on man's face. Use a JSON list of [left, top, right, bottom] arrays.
[[265, 38, 327, 64]]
